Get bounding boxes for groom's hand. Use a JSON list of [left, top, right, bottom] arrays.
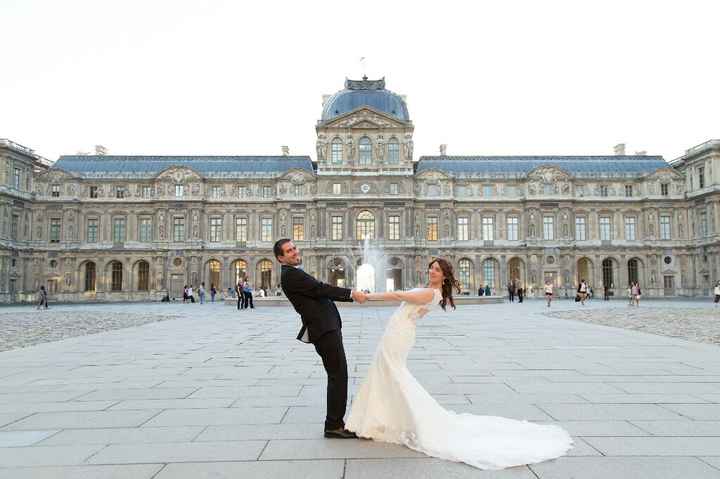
[[351, 290, 367, 304]]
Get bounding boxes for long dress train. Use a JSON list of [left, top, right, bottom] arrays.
[[346, 288, 573, 470]]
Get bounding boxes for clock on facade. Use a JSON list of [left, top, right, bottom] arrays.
[[360, 183, 370, 193]]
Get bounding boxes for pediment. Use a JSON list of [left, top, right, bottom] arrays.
[[527, 165, 571, 181], [278, 168, 314, 184], [38, 168, 78, 182], [322, 107, 408, 129], [417, 169, 451, 181], [643, 167, 682, 181], [155, 166, 203, 183]]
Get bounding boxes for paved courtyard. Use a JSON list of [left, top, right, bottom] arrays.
[[1, 299, 720, 478]]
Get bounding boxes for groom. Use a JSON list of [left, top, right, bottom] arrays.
[[274, 239, 366, 439]]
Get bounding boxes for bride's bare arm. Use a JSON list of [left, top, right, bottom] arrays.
[[367, 288, 435, 305]]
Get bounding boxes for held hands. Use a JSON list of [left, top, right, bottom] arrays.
[[351, 290, 368, 304]]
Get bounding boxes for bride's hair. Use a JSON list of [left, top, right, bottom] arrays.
[[428, 258, 461, 311]]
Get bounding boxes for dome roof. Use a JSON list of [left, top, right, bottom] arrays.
[[321, 77, 409, 122]]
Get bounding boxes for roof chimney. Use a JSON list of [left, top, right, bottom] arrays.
[[439, 144, 447, 156], [281, 146, 289, 156], [614, 143, 626, 155]]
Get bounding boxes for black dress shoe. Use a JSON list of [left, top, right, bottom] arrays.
[[324, 428, 358, 439]]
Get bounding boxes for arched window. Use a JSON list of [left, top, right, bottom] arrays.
[[602, 258, 614, 288], [137, 261, 149, 291], [482, 259, 495, 288], [84, 262, 96, 292], [233, 259, 247, 285], [359, 137, 372, 165], [259, 260, 273, 291], [208, 260, 221, 289], [458, 259, 472, 291], [356, 211, 375, 240], [387, 138, 400, 164], [111, 261, 123, 291], [628, 258, 639, 285], [331, 138, 343, 164]]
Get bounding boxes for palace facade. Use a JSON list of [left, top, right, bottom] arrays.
[[1, 77, 719, 303]]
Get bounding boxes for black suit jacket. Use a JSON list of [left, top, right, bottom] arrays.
[[281, 264, 353, 343]]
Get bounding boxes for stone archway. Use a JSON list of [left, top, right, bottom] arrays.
[[508, 257, 525, 289], [386, 257, 404, 291]]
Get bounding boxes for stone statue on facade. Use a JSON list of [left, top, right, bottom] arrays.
[[192, 212, 199, 238]]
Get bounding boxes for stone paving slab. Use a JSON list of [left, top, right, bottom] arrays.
[[0, 300, 719, 477], [155, 460, 345, 479], [0, 464, 164, 479]]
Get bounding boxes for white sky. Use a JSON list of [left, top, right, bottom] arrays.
[[1, 0, 718, 163]]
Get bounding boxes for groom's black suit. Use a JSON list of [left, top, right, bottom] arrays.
[[281, 264, 353, 430]]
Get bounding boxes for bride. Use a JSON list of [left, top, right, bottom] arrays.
[[346, 258, 573, 470]]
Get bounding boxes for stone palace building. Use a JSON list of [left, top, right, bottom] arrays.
[[1, 77, 719, 303]]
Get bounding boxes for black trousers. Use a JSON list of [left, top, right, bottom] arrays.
[[243, 291, 254, 309], [312, 329, 348, 430]]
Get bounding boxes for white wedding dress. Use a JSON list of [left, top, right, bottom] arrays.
[[346, 288, 573, 470]]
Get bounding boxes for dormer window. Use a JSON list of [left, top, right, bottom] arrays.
[[51, 184, 60, 197], [387, 138, 400, 164], [116, 186, 125, 199], [175, 184, 184, 198], [661, 183, 669, 196], [89, 186, 98, 198], [331, 138, 343, 164]]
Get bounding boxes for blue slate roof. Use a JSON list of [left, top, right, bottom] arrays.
[[52, 155, 315, 179], [321, 77, 409, 122], [417, 156, 671, 178]]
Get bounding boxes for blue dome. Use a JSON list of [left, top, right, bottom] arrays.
[[321, 77, 409, 122]]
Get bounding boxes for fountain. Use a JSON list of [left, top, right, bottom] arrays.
[[351, 237, 386, 292]]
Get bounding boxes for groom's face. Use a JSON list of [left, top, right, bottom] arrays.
[[279, 241, 302, 266]]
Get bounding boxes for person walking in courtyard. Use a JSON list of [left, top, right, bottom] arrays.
[[182, 285, 188, 303], [577, 279, 588, 305], [544, 280, 553, 307], [627, 283, 634, 306], [518, 286, 524, 303], [235, 281, 243, 310], [634, 282, 641, 307], [36, 285, 48, 310], [603, 284, 610, 301], [187, 284, 195, 303], [198, 282, 206, 304], [210, 284, 217, 302], [714, 281, 720, 307], [484, 284, 491, 296], [507, 282, 515, 302], [242, 280, 254, 309]]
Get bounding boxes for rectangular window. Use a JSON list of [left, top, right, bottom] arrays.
[[624, 216, 636, 241], [599, 216, 612, 241], [698, 167, 705, 189], [14, 168, 21, 189], [142, 186, 152, 198], [173, 217, 185, 242], [238, 186, 249, 198], [112, 217, 126, 243], [482, 217, 494, 241], [390, 183, 399, 195], [457, 217, 469, 241], [332, 183, 341, 195], [261, 218, 273, 242], [543, 216, 554, 240], [263, 186, 272, 198], [50, 218, 60, 243], [331, 141, 343, 164], [175, 185, 184, 198], [625, 185, 633, 197], [660, 215, 671, 240], [331, 215, 343, 240], [89, 186, 98, 198], [11, 215, 18, 240], [661, 183, 669, 196], [235, 217, 248, 242], [116, 187, 125, 199], [51, 184, 60, 197], [507, 216, 518, 241], [483, 185, 493, 197], [575, 216, 586, 241], [387, 215, 400, 240], [209, 217, 223, 242], [426, 217, 438, 241], [87, 218, 98, 243], [292, 217, 304, 241], [700, 210, 708, 237], [212, 186, 222, 198], [139, 217, 152, 242], [600, 185, 608, 197], [294, 184, 303, 197]]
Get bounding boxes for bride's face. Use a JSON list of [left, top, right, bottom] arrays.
[[428, 262, 445, 287]]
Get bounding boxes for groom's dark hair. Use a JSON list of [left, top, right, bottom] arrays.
[[273, 238, 292, 260]]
